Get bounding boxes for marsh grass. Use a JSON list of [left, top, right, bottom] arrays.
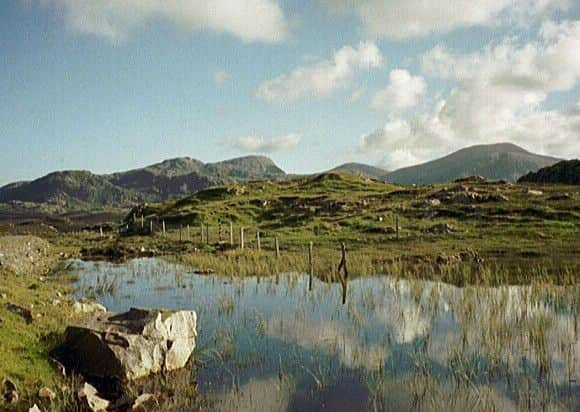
[[174, 247, 578, 287], [65, 257, 579, 411]]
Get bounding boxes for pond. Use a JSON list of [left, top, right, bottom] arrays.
[[71, 258, 579, 411]]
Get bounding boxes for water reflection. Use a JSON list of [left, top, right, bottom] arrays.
[[72, 258, 579, 411]]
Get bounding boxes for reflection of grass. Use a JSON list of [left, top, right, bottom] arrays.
[[174, 248, 578, 287], [65, 256, 577, 411], [94, 274, 119, 296], [219, 296, 235, 315]]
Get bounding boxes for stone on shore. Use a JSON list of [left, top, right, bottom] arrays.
[[72, 300, 107, 314], [60, 308, 197, 381], [132, 393, 158, 411], [77, 382, 110, 412]]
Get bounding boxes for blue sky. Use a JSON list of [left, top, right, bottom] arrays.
[[1, 0, 579, 184]]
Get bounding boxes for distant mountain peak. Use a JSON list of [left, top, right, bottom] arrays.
[[329, 162, 388, 179], [384, 142, 561, 184], [453, 142, 536, 155], [140, 157, 205, 177]]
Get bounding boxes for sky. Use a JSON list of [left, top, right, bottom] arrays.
[[1, 0, 580, 184]]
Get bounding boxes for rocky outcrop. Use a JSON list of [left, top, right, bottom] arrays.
[[59, 308, 197, 381], [430, 186, 508, 204]]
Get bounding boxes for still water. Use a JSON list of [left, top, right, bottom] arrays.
[[71, 258, 579, 411]]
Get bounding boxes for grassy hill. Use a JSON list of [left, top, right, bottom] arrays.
[[518, 159, 580, 185], [384, 143, 560, 184], [131, 173, 580, 276]]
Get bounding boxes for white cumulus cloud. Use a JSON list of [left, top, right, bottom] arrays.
[[322, 0, 573, 39], [228, 133, 301, 153], [256, 42, 383, 103], [35, 0, 288, 43], [371, 69, 427, 112], [359, 20, 580, 169]]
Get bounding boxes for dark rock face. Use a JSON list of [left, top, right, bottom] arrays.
[[58, 308, 197, 381], [518, 159, 580, 185]]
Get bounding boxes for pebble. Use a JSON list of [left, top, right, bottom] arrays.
[[38, 386, 56, 400]]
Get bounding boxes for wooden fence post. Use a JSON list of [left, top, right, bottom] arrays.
[[240, 227, 245, 249], [162, 220, 166, 236], [187, 224, 191, 240], [99, 226, 103, 237], [308, 241, 314, 291], [200, 223, 204, 243], [338, 242, 348, 304], [141, 215, 144, 229], [150, 220, 153, 234], [229, 221, 234, 246], [256, 230, 261, 251], [275, 237, 280, 258]]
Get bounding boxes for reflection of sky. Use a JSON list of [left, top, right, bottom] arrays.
[[71, 259, 579, 411]]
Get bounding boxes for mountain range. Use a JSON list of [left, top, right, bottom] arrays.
[[0, 143, 565, 211], [0, 156, 285, 210]]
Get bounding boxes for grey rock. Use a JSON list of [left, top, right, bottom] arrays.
[[28, 404, 42, 412], [132, 393, 158, 411], [423, 223, 455, 235], [38, 386, 56, 400], [427, 198, 441, 207], [77, 382, 109, 412], [61, 308, 197, 381], [73, 300, 107, 314], [436, 254, 462, 265], [527, 189, 543, 196]]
